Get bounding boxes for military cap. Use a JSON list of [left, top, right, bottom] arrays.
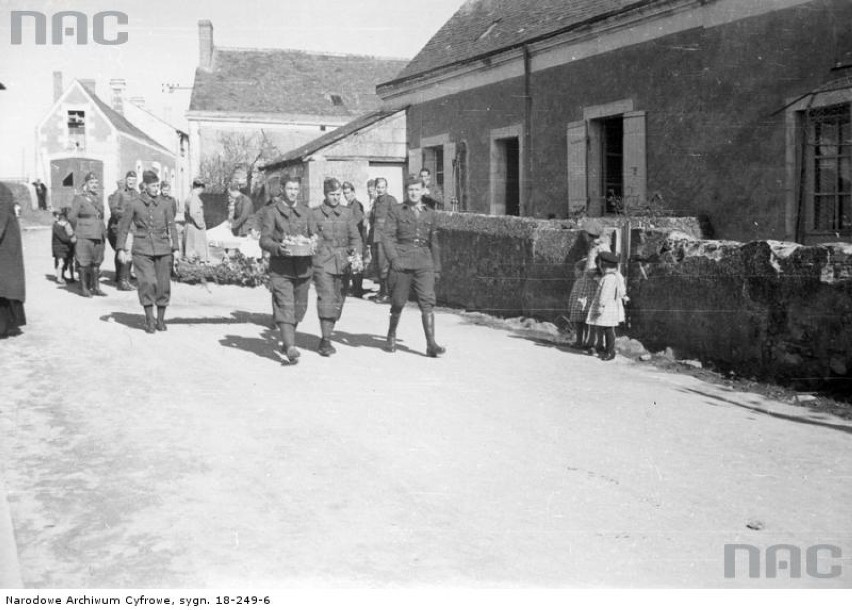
[[597, 251, 619, 265], [142, 170, 159, 184]]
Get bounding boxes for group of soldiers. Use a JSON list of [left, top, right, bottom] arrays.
[[261, 172, 445, 363], [66, 165, 447, 360]]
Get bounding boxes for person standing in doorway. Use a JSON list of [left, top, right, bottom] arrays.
[[68, 172, 107, 298], [311, 178, 362, 357], [367, 177, 397, 304], [383, 177, 445, 357], [116, 170, 180, 334], [260, 176, 316, 364], [32, 178, 48, 211], [420, 168, 444, 211]]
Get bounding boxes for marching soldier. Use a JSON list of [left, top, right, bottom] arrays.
[[367, 177, 397, 303], [68, 171, 107, 298], [116, 170, 180, 334], [311, 178, 362, 357], [383, 176, 445, 357], [108, 171, 140, 291], [259, 176, 317, 364]]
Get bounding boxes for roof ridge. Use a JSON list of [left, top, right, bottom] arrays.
[[215, 46, 409, 62]]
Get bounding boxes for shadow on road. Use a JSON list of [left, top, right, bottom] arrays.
[[332, 329, 420, 355], [678, 387, 852, 434], [99, 310, 272, 330], [218, 328, 324, 364]]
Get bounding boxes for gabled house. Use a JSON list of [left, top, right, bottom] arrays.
[[186, 20, 408, 191], [36, 73, 178, 213], [261, 108, 407, 207], [377, 0, 852, 244]]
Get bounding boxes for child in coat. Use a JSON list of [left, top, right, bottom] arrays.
[[51, 209, 77, 284], [586, 250, 629, 361]]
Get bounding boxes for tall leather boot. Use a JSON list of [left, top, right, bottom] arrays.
[[79, 267, 92, 298], [422, 312, 445, 357], [317, 318, 336, 357], [386, 311, 401, 352], [91, 266, 107, 296], [143, 305, 156, 334], [117, 261, 133, 291], [375, 278, 390, 304], [279, 323, 300, 363], [156, 306, 167, 331], [352, 274, 364, 298]]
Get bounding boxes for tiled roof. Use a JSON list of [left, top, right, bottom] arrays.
[[262, 108, 402, 169], [390, 0, 665, 83], [189, 48, 408, 116], [81, 83, 171, 153]]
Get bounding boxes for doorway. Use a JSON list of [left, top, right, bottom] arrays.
[[50, 157, 103, 210]]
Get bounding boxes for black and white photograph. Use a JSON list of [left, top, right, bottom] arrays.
[[1, 0, 851, 600]]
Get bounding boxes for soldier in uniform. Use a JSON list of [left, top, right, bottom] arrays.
[[68, 172, 107, 298], [311, 178, 362, 357], [228, 183, 254, 237], [383, 176, 446, 357], [259, 176, 317, 364], [116, 170, 180, 334], [367, 177, 397, 303], [108, 171, 140, 291], [341, 181, 367, 298]]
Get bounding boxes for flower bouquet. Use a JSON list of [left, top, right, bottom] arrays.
[[281, 234, 318, 257], [347, 251, 364, 274]]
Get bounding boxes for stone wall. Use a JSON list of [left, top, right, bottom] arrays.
[[434, 212, 852, 390]]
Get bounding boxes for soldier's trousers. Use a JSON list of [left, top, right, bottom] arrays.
[[313, 270, 346, 321], [75, 238, 105, 267], [133, 253, 172, 307], [370, 243, 389, 279], [270, 274, 310, 325], [388, 267, 436, 314]]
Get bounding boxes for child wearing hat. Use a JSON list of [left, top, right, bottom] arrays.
[[567, 220, 610, 350], [586, 250, 629, 361], [51, 208, 76, 284]]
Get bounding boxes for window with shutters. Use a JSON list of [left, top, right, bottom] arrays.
[[567, 100, 646, 217]]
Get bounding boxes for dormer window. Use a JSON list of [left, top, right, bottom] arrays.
[[67, 110, 86, 149]]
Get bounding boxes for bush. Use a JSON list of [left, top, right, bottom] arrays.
[[175, 252, 269, 287]]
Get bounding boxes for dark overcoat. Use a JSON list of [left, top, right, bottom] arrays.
[[0, 193, 25, 302]]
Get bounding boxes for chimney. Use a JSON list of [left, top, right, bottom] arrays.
[[109, 78, 126, 115], [80, 79, 96, 94], [53, 71, 63, 102], [199, 20, 214, 70]]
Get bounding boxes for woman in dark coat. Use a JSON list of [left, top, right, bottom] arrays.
[[0, 183, 26, 338]]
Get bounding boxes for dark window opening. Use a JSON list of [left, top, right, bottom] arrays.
[[601, 116, 624, 214], [67, 110, 85, 133], [808, 104, 851, 232], [504, 137, 520, 216], [62, 172, 74, 187], [329, 94, 344, 107]]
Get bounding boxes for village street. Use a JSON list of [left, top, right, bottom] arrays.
[[1, 228, 851, 589]]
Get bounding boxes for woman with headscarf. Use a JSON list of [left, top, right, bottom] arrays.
[[0, 183, 26, 338]]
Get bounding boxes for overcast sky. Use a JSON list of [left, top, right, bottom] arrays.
[[0, 0, 466, 178]]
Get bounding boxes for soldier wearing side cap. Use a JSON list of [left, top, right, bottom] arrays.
[[68, 171, 107, 298], [311, 177, 362, 357], [116, 170, 180, 334]]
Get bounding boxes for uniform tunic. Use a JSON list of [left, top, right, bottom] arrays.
[[116, 192, 179, 307], [68, 191, 106, 267], [260, 200, 317, 325], [367, 193, 397, 279], [383, 201, 441, 314], [231, 193, 254, 237], [311, 203, 362, 320]]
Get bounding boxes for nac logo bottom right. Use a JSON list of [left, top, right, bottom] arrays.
[[724, 544, 843, 579]]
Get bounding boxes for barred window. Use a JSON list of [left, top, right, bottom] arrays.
[[806, 104, 851, 232]]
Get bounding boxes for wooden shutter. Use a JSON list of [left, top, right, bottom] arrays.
[[622, 111, 647, 211], [443, 141, 456, 205], [567, 120, 588, 213]]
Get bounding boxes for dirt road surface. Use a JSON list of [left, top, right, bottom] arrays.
[[1, 229, 851, 588]]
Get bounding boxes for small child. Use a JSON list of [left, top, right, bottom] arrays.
[[51, 209, 77, 284], [586, 250, 629, 361]]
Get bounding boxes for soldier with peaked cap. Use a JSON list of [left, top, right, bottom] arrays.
[[116, 170, 180, 334], [383, 176, 445, 357], [68, 171, 107, 297], [259, 175, 317, 364], [311, 177, 362, 357]]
